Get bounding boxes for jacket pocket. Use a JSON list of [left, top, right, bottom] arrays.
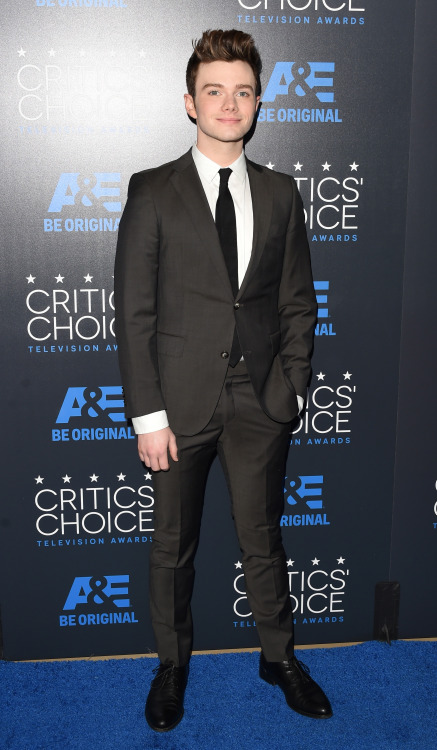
[[157, 331, 185, 357]]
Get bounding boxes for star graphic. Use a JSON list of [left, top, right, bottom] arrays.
[[62, 474, 72, 484], [337, 557, 345, 564], [90, 474, 99, 482], [117, 472, 126, 481], [265, 161, 275, 170], [293, 161, 303, 171], [322, 161, 331, 171], [316, 372, 325, 381], [235, 561, 243, 569], [138, 49, 146, 58], [26, 274, 36, 284], [35, 475, 44, 484], [286, 559, 294, 567], [144, 472, 152, 481], [349, 162, 359, 171], [55, 274, 64, 283], [48, 49, 56, 57], [83, 274, 93, 283], [18, 48, 26, 57], [311, 557, 320, 566], [343, 371, 352, 380]]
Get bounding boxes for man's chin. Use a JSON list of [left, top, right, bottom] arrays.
[[214, 127, 251, 143]]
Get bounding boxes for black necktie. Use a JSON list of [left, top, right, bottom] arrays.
[[215, 168, 242, 366], [215, 168, 239, 296]]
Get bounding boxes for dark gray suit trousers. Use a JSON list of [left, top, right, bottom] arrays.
[[150, 361, 295, 666]]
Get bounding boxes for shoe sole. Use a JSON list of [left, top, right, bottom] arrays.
[[145, 708, 184, 732], [259, 665, 333, 720]]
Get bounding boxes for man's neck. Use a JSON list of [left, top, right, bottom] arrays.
[[195, 138, 243, 167]]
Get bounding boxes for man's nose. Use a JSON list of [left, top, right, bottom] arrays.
[[222, 94, 238, 110]]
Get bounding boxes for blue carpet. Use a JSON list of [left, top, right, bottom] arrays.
[[1, 641, 436, 750]]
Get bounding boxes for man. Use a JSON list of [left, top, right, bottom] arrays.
[[114, 29, 332, 732]]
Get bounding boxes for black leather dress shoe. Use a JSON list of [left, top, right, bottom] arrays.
[[259, 652, 332, 719], [145, 663, 189, 732]]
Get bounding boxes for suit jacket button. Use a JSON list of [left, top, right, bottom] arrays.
[[234, 302, 240, 310], [221, 351, 229, 359]]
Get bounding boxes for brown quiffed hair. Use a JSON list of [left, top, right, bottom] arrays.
[[186, 29, 262, 99]]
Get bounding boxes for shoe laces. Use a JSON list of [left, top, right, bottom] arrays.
[[289, 658, 311, 681], [150, 664, 180, 689]]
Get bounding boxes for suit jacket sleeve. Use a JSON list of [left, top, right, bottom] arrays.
[[278, 177, 317, 398], [114, 173, 165, 419]]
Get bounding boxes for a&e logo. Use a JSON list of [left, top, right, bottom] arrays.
[[45, 173, 121, 233], [52, 386, 135, 442], [258, 62, 341, 124], [314, 280, 335, 336], [48, 173, 121, 212], [60, 574, 139, 627], [282, 475, 330, 527], [56, 386, 125, 423], [264, 62, 335, 103]]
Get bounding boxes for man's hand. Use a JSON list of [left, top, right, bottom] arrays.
[[137, 427, 178, 472]]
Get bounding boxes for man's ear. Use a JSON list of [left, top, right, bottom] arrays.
[[184, 93, 197, 119]]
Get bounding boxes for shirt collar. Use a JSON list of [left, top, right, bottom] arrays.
[[192, 144, 247, 185]]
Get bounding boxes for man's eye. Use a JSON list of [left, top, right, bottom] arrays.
[[237, 91, 249, 97], [208, 90, 220, 95]]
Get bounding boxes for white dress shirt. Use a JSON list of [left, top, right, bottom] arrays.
[[132, 145, 302, 435]]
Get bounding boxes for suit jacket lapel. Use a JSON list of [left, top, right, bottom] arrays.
[[169, 152, 273, 302], [237, 159, 273, 300], [170, 152, 234, 299]]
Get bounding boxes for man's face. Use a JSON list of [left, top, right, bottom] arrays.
[[184, 60, 260, 149]]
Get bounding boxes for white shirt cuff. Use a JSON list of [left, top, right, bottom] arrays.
[[297, 395, 304, 414], [132, 411, 169, 434]]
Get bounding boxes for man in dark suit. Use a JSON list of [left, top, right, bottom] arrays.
[[114, 29, 332, 731]]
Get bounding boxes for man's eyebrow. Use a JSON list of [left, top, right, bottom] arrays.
[[201, 82, 224, 90], [201, 82, 254, 91]]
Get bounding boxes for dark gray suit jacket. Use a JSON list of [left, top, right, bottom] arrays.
[[114, 149, 317, 436]]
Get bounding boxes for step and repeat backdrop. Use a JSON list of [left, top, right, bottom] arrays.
[[1, 0, 434, 660]]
